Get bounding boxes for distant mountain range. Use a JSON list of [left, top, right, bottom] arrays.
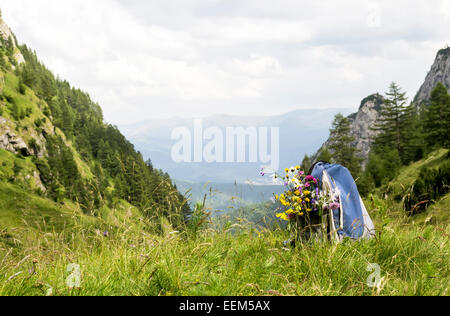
[[174, 179, 284, 211], [119, 108, 353, 184]]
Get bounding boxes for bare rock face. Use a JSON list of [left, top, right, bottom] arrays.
[[414, 47, 450, 106], [0, 16, 25, 65], [348, 94, 384, 161], [0, 117, 32, 156], [314, 94, 383, 166]]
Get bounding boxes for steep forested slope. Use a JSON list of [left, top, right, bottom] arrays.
[[0, 17, 190, 226]]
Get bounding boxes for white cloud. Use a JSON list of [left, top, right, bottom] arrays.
[[229, 54, 282, 78], [0, 0, 448, 124]]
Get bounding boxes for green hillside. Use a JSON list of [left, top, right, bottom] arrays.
[[381, 149, 449, 224], [0, 34, 190, 228], [1, 149, 449, 296]]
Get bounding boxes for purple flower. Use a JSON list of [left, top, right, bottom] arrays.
[[306, 175, 315, 181], [329, 202, 340, 210], [287, 213, 295, 220]]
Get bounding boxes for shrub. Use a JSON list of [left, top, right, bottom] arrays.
[[404, 161, 450, 215], [18, 79, 26, 95]]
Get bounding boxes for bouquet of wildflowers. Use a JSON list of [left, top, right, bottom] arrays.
[[261, 165, 340, 239]]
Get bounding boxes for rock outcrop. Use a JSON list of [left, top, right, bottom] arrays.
[[0, 117, 32, 156], [316, 93, 384, 164], [0, 116, 50, 158], [0, 16, 25, 64], [414, 47, 450, 106], [347, 94, 384, 160], [316, 46, 450, 166]]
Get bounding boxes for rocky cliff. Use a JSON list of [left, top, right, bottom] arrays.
[[316, 46, 450, 165], [0, 16, 25, 65], [347, 94, 384, 160], [414, 47, 450, 106], [315, 93, 384, 163]]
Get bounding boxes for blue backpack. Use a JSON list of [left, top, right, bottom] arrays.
[[310, 162, 375, 240]]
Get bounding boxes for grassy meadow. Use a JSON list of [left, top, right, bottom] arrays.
[[0, 173, 449, 296]]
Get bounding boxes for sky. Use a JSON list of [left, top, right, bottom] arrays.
[[0, 0, 448, 124]]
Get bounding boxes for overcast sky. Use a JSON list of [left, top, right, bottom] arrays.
[[0, 0, 448, 124]]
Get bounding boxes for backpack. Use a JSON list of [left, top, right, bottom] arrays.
[[310, 162, 375, 242]]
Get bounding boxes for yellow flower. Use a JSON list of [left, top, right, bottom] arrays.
[[285, 168, 289, 173], [307, 209, 312, 212], [305, 198, 310, 202], [275, 195, 279, 200], [296, 166, 301, 170], [303, 190, 311, 196], [294, 190, 300, 196], [276, 213, 289, 221]]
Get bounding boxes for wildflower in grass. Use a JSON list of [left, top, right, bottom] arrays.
[[276, 213, 289, 221], [261, 165, 340, 237]]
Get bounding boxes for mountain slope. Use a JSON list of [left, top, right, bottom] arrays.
[[414, 47, 450, 106], [0, 17, 189, 225], [315, 46, 450, 165]]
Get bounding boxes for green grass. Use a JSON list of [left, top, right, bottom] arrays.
[[0, 179, 449, 296], [378, 149, 450, 225], [0, 149, 44, 192], [385, 149, 448, 199], [0, 181, 83, 230], [0, 149, 449, 296]]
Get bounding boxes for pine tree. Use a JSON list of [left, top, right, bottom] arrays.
[[400, 103, 424, 163], [301, 154, 312, 172], [424, 83, 450, 149], [328, 113, 361, 176], [373, 82, 411, 163], [6, 36, 14, 57], [316, 147, 332, 163]]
